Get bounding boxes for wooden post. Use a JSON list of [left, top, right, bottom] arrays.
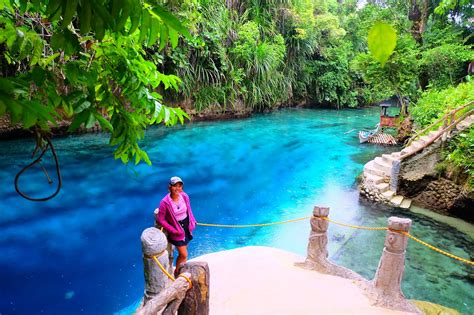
[[178, 262, 210, 315], [140, 227, 172, 304], [370, 217, 420, 313], [135, 273, 192, 315], [295, 206, 363, 280]]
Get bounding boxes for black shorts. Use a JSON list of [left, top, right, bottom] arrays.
[[169, 216, 193, 247]]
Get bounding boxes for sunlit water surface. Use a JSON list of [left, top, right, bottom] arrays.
[[0, 108, 472, 314]]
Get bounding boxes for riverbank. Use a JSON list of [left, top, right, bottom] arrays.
[[0, 106, 257, 139], [408, 205, 474, 238]]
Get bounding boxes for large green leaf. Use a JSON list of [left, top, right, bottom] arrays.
[[50, 29, 80, 55], [68, 110, 90, 131], [150, 5, 191, 39], [368, 22, 397, 67]]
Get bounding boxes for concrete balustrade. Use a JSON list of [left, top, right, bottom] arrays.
[[295, 206, 364, 280], [298, 206, 421, 314], [369, 217, 420, 313]]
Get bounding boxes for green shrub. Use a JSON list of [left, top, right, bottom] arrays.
[[410, 81, 474, 128], [446, 127, 474, 188]]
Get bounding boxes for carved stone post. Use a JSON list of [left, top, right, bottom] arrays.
[[370, 217, 420, 313], [295, 206, 363, 280], [306, 206, 330, 262], [373, 217, 410, 297], [178, 262, 210, 315], [141, 227, 172, 304], [154, 208, 174, 275]]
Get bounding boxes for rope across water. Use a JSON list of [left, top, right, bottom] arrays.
[[196, 215, 474, 265], [196, 216, 311, 228]]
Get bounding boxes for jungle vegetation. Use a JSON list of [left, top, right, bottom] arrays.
[[0, 0, 473, 175]]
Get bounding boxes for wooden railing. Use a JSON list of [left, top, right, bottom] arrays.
[[401, 101, 474, 160], [136, 227, 210, 315]]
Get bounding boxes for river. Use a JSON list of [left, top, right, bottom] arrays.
[[0, 108, 472, 314]]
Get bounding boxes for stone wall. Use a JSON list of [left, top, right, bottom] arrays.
[[398, 141, 442, 184], [359, 176, 391, 205], [411, 178, 462, 212], [398, 138, 473, 222]]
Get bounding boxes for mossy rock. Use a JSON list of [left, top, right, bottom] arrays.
[[411, 300, 460, 315]]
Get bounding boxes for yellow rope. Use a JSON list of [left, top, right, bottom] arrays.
[[197, 216, 311, 228], [401, 232, 474, 266], [319, 216, 387, 231], [152, 256, 175, 281], [316, 216, 474, 265], [197, 215, 473, 265], [178, 274, 193, 288], [151, 255, 194, 288]]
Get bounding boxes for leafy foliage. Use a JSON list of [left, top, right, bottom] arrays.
[[351, 33, 419, 105], [446, 127, 474, 188], [0, 0, 190, 165], [1, 0, 473, 165], [421, 21, 474, 89], [410, 81, 474, 128]]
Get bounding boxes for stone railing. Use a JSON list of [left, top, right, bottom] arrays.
[[405, 100, 473, 149], [134, 227, 210, 315], [297, 206, 421, 314]]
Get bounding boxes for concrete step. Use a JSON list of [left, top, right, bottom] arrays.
[[382, 190, 395, 200], [400, 147, 415, 155], [382, 154, 399, 165], [364, 173, 385, 185], [391, 151, 402, 158], [375, 182, 390, 193], [391, 195, 404, 207], [364, 160, 387, 177], [373, 157, 393, 173], [400, 198, 412, 209]]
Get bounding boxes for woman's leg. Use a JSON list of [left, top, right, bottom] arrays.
[[175, 245, 188, 276]]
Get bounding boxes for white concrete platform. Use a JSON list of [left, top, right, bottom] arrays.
[[191, 246, 414, 314]]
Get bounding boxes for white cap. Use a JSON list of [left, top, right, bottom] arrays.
[[169, 176, 183, 185]]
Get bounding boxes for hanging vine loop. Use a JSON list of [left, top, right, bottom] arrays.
[[14, 131, 62, 201]]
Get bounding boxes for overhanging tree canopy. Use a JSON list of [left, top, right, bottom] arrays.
[[0, 0, 191, 165]]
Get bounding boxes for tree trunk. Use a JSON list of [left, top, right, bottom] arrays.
[[408, 0, 430, 90]]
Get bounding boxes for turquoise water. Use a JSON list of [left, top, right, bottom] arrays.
[[0, 108, 472, 314]]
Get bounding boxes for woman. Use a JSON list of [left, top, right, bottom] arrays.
[[156, 176, 197, 277]]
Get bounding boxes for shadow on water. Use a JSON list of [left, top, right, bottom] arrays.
[[309, 122, 346, 129], [283, 140, 302, 150]]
